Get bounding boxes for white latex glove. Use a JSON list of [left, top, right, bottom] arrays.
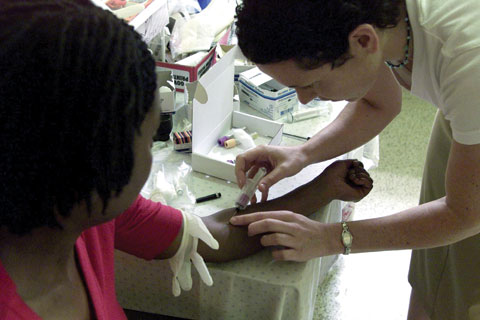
[[169, 209, 219, 296]]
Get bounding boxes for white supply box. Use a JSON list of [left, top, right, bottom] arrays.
[[238, 67, 298, 120], [191, 46, 283, 182]]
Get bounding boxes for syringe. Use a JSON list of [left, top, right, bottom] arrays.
[[235, 167, 267, 210]]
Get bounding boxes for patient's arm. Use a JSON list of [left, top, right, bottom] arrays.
[[199, 159, 373, 262]]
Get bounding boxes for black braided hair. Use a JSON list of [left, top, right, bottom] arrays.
[[0, 0, 157, 235], [236, 0, 403, 69]]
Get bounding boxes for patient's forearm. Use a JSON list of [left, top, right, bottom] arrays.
[[199, 173, 336, 262]]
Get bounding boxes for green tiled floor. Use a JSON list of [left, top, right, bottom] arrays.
[[314, 91, 436, 320]]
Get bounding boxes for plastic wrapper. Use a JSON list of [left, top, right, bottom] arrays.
[[146, 161, 196, 212], [169, 0, 236, 58]]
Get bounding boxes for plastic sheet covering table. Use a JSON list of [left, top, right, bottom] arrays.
[[115, 160, 342, 320]]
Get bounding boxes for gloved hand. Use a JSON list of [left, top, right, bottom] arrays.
[[169, 209, 219, 297]]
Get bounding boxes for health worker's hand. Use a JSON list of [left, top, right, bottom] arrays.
[[235, 144, 309, 203], [229, 211, 338, 261]]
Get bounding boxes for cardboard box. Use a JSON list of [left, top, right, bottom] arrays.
[[191, 46, 283, 182], [217, 44, 255, 84], [155, 70, 175, 113], [238, 67, 298, 120], [234, 65, 256, 85], [155, 47, 216, 92]]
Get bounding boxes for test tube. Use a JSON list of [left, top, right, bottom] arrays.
[[286, 106, 328, 123], [224, 138, 237, 149], [235, 167, 267, 210], [218, 135, 234, 146]]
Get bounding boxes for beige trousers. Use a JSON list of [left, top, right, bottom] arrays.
[[408, 110, 480, 320]]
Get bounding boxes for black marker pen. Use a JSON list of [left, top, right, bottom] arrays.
[[195, 192, 221, 203], [283, 132, 311, 141]]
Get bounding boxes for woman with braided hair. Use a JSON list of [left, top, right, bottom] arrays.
[[0, 1, 374, 318]]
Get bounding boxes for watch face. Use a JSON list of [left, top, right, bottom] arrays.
[[342, 231, 353, 246]]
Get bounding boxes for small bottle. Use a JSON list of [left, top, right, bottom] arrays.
[[235, 167, 267, 210], [287, 106, 328, 123], [224, 138, 237, 149], [154, 113, 172, 141], [218, 135, 234, 146], [305, 97, 325, 108]]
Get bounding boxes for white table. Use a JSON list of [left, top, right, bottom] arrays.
[[115, 101, 378, 320]]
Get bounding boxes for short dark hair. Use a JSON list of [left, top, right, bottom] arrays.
[[0, 0, 157, 235], [236, 0, 402, 69]]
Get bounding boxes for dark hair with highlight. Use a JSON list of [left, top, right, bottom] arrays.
[[236, 0, 403, 69], [0, 0, 157, 235]]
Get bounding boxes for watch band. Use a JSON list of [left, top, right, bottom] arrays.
[[341, 221, 353, 255]]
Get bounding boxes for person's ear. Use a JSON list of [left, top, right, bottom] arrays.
[[348, 24, 380, 56]]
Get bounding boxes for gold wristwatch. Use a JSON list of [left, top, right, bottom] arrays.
[[341, 221, 353, 255]]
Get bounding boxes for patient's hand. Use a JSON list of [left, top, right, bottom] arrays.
[[321, 159, 373, 202]]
